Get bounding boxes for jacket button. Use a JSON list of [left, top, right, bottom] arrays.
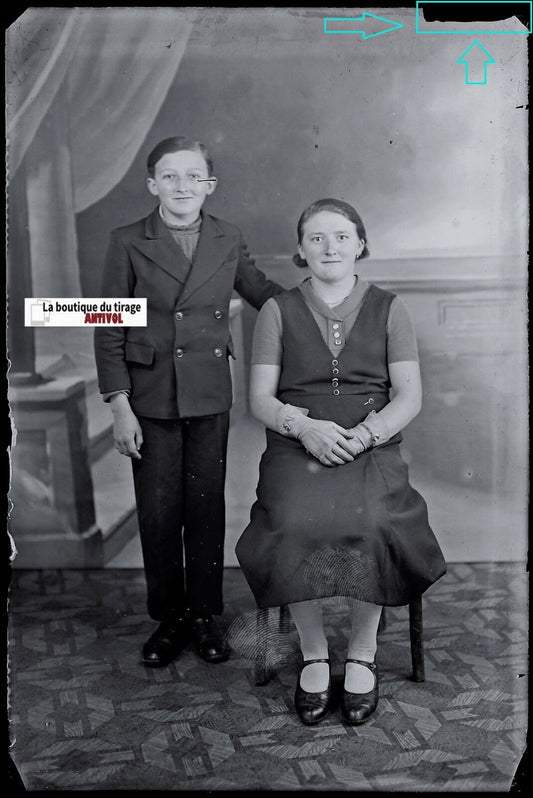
[[214, 310, 222, 319], [176, 348, 184, 358], [175, 311, 184, 320], [214, 348, 223, 357]]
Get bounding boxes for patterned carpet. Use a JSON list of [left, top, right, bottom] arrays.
[[7, 562, 528, 792]]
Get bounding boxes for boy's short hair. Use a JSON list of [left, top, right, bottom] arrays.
[[147, 136, 214, 177]]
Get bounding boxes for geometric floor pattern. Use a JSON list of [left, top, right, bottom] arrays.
[[7, 562, 528, 792]]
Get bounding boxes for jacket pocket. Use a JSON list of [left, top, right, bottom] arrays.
[[125, 341, 155, 365]]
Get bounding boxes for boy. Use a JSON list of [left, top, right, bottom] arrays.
[[94, 136, 283, 666]]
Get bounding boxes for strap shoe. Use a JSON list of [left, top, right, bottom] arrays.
[[341, 658, 379, 725], [294, 658, 333, 725]]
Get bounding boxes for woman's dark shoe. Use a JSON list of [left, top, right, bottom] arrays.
[[192, 616, 230, 663], [294, 658, 333, 725], [341, 658, 379, 725], [142, 618, 192, 667]]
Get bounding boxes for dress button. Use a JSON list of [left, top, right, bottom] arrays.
[[332, 359, 338, 366], [333, 389, 340, 396], [175, 311, 184, 321], [335, 340, 342, 345], [332, 323, 340, 330], [333, 331, 341, 338], [176, 348, 184, 358], [332, 379, 339, 387], [214, 310, 222, 319], [214, 347, 223, 357], [332, 368, 339, 375]]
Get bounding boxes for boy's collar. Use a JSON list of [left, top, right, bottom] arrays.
[[145, 207, 225, 240], [158, 204, 202, 230]]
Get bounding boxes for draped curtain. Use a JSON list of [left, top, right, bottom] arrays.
[[6, 7, 193, 299]]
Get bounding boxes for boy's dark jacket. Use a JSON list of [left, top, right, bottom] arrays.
[[94, 207, 282, 419]]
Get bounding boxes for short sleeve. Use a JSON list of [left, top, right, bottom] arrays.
[[387, 295, 419, 363], [251, 297, 283, 365]]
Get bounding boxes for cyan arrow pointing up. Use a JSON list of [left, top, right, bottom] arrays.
[[457, 41, 495, 86]]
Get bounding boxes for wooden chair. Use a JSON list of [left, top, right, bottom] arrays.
[[254, 596, 425, 685]]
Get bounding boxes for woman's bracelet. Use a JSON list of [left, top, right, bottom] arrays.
[[351, 424, 373, 451], [357, 422, 380, 449], [276, 404, 310, 438]]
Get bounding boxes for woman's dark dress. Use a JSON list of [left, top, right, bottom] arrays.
[[236, 285, 446, 609]]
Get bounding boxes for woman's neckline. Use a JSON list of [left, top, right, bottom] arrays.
[[310, 275, 358, 307]]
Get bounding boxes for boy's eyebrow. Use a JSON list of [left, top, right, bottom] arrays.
[[307, 229, 352, 235], [158, 167, 207, 174]]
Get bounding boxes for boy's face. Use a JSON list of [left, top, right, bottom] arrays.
[[147, 150, 216, 225]]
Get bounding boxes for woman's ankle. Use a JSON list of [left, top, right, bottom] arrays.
[[299, 661, 330, 692], [344, 660, 376, 693]]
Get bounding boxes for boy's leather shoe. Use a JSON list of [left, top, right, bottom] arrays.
[[142, 618, 192, 667], [191, 616, 230, 663]]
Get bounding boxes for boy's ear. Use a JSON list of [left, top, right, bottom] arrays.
[[147, 177, 159, 196], [205, 177, 217, 195]]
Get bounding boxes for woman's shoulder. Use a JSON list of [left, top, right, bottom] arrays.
[[269, 285, 303, 309], [365, 282, 397, 302]]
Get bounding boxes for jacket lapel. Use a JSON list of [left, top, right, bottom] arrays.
[[178, 213, 234, 304], [131, 207, 191, 285]]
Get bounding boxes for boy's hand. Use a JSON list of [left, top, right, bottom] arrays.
[[110, 394, 143, 459]]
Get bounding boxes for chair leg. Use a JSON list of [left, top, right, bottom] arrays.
[[408, 597, 425, 682], [254, 607, 271, 685], [279, 604, 290, 630], [254, 605, 290, 684], [378, 606, 387, 633]]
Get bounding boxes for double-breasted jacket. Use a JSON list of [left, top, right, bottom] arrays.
[[94, 208, 282, 418]]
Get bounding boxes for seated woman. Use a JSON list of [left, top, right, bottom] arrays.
[[235, 198, 446, 726]]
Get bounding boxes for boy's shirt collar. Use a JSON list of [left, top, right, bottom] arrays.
[[158, 204, 203, 232]]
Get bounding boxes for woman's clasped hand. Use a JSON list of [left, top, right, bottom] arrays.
[[294, 416, 366, 466]]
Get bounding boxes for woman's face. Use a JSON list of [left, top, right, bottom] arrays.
[[298, 211, 365, 284]]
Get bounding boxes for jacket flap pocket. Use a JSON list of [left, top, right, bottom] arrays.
[[125, 341, 155, 365]]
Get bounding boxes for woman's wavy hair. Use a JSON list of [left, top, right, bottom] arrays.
[[293, 198, 369, 268], [147, 136, 214, 177]]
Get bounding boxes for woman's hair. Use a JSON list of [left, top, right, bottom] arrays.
[[147, 136, 214, 177], [293, 198, 370, 268]]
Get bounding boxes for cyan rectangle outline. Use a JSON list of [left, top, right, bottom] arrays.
[[415, 1, 532, 34]]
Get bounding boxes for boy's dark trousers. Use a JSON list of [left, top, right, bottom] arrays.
[[131, 412, 230, 621]]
